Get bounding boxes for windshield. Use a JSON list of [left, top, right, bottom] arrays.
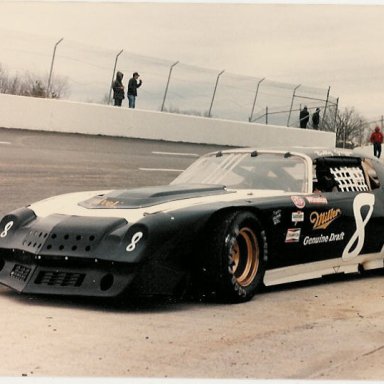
[[171, 152, 308, 192]]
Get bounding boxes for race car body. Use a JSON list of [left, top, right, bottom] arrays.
[[0, 147, 383, 303]]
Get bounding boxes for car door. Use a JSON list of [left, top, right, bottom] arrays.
[[275, 156, 384, 268]]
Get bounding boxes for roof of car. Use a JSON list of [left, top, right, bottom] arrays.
[[207, 147, 359, 160]]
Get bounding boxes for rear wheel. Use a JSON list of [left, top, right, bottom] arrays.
[[201, 211, 266, 303]]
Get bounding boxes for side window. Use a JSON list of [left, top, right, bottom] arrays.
[[313, 164, 338, 192], [330, 166, 369, 192], [361, 158, 380, 190], [313, 157, 373, 193]]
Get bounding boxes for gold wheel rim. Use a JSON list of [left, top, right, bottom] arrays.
[[230, 227, 259, 287]]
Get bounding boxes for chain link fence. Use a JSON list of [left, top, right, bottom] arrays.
[[0, 28, 338, 128]]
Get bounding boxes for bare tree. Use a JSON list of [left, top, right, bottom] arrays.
[[0, 64, 69, 99], [322, 106, 369, 148]]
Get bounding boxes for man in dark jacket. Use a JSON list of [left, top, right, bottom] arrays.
[[299, 106, 309, 128], [112, 71, 124, 107], [312, 107, 320, 129], [127, 72, 142, 109]]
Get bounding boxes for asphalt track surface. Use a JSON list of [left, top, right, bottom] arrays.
[[0, 128, 384, 380]]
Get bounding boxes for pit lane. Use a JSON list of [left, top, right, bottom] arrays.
[[0, 128, 383, 380]]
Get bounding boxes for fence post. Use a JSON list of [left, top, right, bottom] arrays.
[[249, 77, 265, 122], [208, 70, 225, 118], [381, 115, 384, 130], [266, 106, 268, 125], [287, 84, 301, 127], [47, 37, 63, 98], [161, 61, 179, 112], [108, 49, 123, 105]]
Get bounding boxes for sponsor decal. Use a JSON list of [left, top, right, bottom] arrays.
[[272, 210, 282, 225], [292, 211, 304, 223], [291, 195, 305, 209], [306, 195, 328, 205], [310, 208, 342, 230], [342, 193, 375, 260], [314, 150, 334, 157], [285, 228, 301, 243], [303, 232, 345, 246]]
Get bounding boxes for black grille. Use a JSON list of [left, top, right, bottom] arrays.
[[10, 264, 31, 282], [34, 271, 85, 287]]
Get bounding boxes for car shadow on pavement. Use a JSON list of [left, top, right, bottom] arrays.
[[0, 290, 199, 313], [1, 268, 382, 312]]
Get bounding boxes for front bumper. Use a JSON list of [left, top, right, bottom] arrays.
[[0, 251, 137, 297], [0, 207, 191, 298], [0, 208, 141, 297]]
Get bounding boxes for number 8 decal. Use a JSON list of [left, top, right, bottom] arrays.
[[342, 193, 375, 260], [126, 231, 143, 252], [1, 221, 14, 238]]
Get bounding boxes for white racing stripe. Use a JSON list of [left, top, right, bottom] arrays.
[[30, 188, 288, 222], [139, 168, 184, 172], [264, 252, 384, 286], [152, 151, 199, 157]]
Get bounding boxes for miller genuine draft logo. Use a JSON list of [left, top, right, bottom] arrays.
[[310, 208, 342, 230]]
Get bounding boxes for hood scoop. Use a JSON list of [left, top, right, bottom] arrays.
[[79, 184, 229, 209]]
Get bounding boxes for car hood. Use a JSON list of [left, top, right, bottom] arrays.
[[28, 184, 290, 223], [79, 184, 230, 209]]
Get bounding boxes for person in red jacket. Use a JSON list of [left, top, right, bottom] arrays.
[[370, 126, 384, 158]]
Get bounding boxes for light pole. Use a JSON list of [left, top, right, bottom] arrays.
[[208, 70, 225, 118], [287, 84, 301, 127], [161, 61, 179, 112], [249, 77, 265, 122], [47, 37, 63, 98], [108, 49, 124, 105]]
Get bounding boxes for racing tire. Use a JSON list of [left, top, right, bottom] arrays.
[[201, 210, 266, 303]]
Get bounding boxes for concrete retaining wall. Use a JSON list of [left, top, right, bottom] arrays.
[[0, 94, 335, 147]]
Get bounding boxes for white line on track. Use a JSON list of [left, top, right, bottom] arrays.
[[0, 142, 11, 145], [152, 151, 199, 157], [139, 167, 184, 172]]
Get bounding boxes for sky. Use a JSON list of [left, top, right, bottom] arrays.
[[0, 0, 384, 123]]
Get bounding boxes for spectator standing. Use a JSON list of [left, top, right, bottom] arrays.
[[299, 106, 309, 128], [127, 72, 142, 109], [312, 107, 320, 129], [370, 126, 383, 158], [112, 71, 125, 107]]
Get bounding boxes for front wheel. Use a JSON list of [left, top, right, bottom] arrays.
[[201, 211, 266, 303]]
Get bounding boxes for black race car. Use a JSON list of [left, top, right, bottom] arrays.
[[0, 147, 382, 303]]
